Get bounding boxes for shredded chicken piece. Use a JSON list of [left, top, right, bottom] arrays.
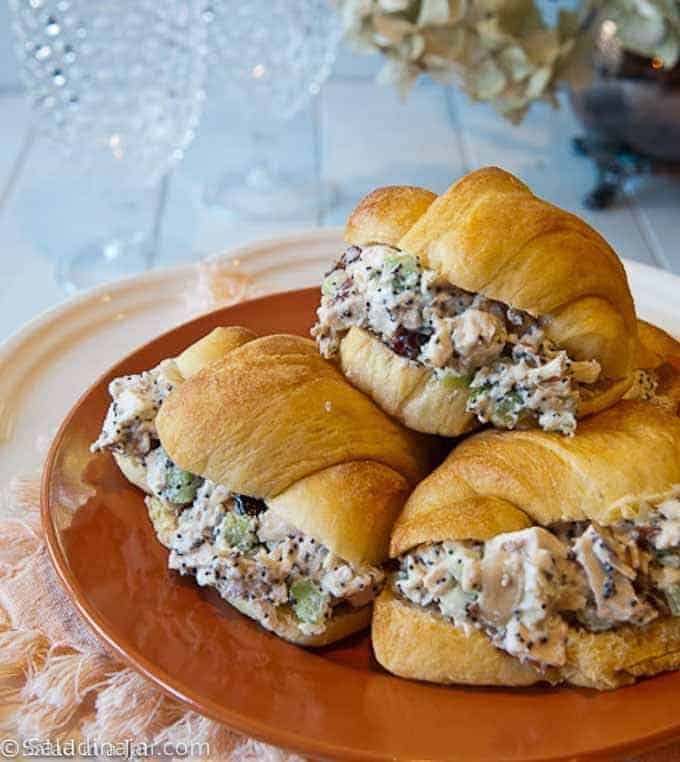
[[573, 524, 657, 628], [479, 528, 586, 667]]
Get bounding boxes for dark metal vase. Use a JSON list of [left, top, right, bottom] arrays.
[[569, 20, 680, 209]]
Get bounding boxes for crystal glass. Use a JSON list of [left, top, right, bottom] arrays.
[[10, 0, 206, 293], [204, 0, 341, 219]]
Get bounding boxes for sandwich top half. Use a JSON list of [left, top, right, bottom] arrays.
[[313, 167, 637, 438], [92, 327, 438, 646], [373, 375, 680, 689]]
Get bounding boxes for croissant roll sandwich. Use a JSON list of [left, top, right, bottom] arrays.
[[94, 330, 437, 646], [313, 167, 637, 438], [373, 397, 680, 690]]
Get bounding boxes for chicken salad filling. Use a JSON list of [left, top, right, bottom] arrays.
[[312, 244, 601, 435], [395, 489, 680, 669], [166, 480, 384, 636]]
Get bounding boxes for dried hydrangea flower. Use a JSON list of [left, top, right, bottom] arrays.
[[334, 0, 680, 122]]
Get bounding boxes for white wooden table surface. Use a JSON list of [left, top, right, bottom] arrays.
[[1, 16, 679, 344]]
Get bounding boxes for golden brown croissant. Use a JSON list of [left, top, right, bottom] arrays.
[[148, 333, 438, 646], [313, 168, 637, 438], [373, 399, 680, 690]]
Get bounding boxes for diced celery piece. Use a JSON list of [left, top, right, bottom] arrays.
[[289, 578, 329, 624], [384, 252, 418, 274], [493, 390, 525, 425], [385, 253, 419, 292], [162, 463, 202, 505], [222, 512, 255, 552], [439, 370, 472, 390]]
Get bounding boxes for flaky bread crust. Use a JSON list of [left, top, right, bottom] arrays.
[[345, 185, 437, 247], [635, 320, 680, 370], [635, 320, 680, 413], [175, 326, 257, 378], [337, 169, 637, 435], [392, 401, 680, 556], [373, 586, 680, 689], [157, 334, 438, 499], [561, 614, 680, 689]]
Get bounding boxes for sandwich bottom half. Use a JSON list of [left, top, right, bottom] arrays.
[[373, 583, 680, 691]]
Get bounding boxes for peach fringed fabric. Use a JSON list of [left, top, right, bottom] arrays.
[[0, 474, 302, 761]]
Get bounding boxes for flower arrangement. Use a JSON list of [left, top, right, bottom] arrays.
[[335, 0, 680, 121]]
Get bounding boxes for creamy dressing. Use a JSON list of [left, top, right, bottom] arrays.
[[396, 498, 680, 669], [656, 498, 680, 548], [396, 542, 482, 631], [636, 495, 680, 550], [313, 244, 601, 435]]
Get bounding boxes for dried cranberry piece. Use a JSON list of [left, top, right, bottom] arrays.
[[391, 328, 430, 360], [232, 493, 267, 516]]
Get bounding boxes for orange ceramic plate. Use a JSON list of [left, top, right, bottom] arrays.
[[43, 288, 680, 761]]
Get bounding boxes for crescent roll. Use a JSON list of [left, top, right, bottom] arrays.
[[373, 398, 680, 690], [313, 167, 637, 437], [94, 329, 438, 647]]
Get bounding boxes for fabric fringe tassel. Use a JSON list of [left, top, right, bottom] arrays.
[[82, 667, 184, 744], [17, 650, 112, 739], [0, 628, 49, 702], [0, 509, 42, 576], [152, 711, 241, 760], [1, 475, 42, 519]]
